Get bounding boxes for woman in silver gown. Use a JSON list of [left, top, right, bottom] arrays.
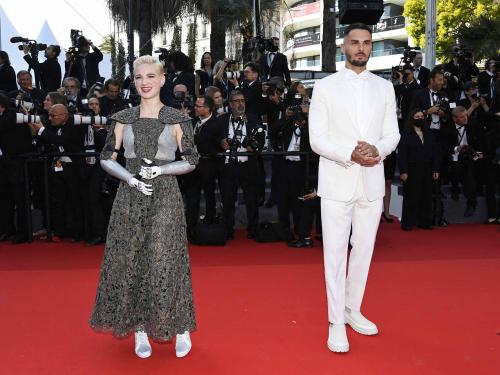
[[89, 55, 199, 359]]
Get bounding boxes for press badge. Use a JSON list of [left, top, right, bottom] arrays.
[[54, 159, 64, 172], [293, 144, 300, 151]]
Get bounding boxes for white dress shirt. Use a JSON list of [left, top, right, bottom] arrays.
[[452, 124, 468, 162], [226, 114, 248, 163]]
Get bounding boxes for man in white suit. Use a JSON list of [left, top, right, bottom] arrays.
[[309, 23, 400, 353]]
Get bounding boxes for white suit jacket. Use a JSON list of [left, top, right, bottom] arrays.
[[309, 69, 400, 202]]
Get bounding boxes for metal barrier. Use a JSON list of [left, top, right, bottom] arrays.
[[0, 150, 318, 243]]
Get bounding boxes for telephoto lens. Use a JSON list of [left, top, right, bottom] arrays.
[[16, 113, 41, 124]]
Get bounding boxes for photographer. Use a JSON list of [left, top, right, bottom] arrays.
[[183, 95, 221, 237], [160, 51, 195, 105], [443, 47, 479, 100], [22, 44, 62, 93], [168, 84, 194, 117], [0, 93, 33, 243], [258, 37, 291, 87], [213, 58, 240, 100], [412, 52, 430, 88], [60, 77, 85, 114], [9, 70, 45, 109], [0, 51, 17, 93], [215, 90, 265, 240], [27, 104, 84, 241], [394, 65, 421, 125], [442, 106, 482, 217], [477, 58, 498, 104], [271, 109, 311, 241], [237, 62, 265, 117], [99, 79, 127, 117], [64, 36, 103, 93]]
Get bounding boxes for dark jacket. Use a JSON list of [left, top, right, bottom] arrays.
[[413, 65, 430, 88], [411, 88, 451, 126], [441, 120, 482, 162], [0, 64, 17, 93], [240, 81, 265, 116], [192, 115, 220, 157], [395, 80, 421, 121], [64, 47, 104, 88], [23, 55, 62, 93], [477, 70, 495, 101], [272, 119, 311, 162], [99, 96, 128, 117], [259, 52, 291, 86], [38, 122, 84, 163], [398, 128, 441, 173], [161, 71, 196, 105]]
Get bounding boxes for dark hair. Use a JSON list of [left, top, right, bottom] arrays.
[[344, 23, 372, 37], [199, 52, 214, 70], [197, 95, 215, 113], [105, 78, 121, 90], [429, 68, 444, 81], [0, 93, 10, 109], [463, 81, 477, 91], [485, 58, 497, 70], [0, 51, 11, 65], [243, 62, 260, 77], [49, 45, 61, 57], [405, 107, 425, 130], [169, 51, 194, 73], [205, 86, 222, 99], [17, 70, 32, 79], [229, 90, 244, 102], [47, 91, 67, 106]]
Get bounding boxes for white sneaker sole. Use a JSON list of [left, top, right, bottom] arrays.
[[345, 315, 379, 336], [175, 345, 192, 358], [135, 349, 152, 359], [327, 341, 349, 353]]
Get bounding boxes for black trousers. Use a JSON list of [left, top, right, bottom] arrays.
[[485, 163, 500, 218], [276, 160, 306, 231], [298, 197, 322, 239], [184, 158, 221, 230], [0, 182, 28, 239], [449, 160, 476, 205], [221, 160, 259, 235], [49, 163, 83, 238], [82, 165, 106, 239], [402, 162, 433, 228]]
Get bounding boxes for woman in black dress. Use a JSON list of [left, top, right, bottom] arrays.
[[398, 109, 441, 230], [195, 52, 214, 97]]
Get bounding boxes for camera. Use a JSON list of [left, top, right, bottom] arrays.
[[391, 46, 421, 80], [451, 45, 473, 61], [154, 47, 170, 63], [458, 145, 481, 163], [13, 93, 43, 114], [241, 127, 264, 152], [72, 114, 108, 126], [16, 113, 41, 124], [67, 29, 87, 60], [171, 91, 193, 110], [10, 36, 47, 54], [224, 71, 241, 80], [288, 105, 307, 122]]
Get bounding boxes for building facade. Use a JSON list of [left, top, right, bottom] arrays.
[[281, 0, 410, 72]]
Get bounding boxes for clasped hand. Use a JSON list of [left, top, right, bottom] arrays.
[[127, 177, 153, 196], [351, 141, 380, 166], [139, 165, 162, 180]]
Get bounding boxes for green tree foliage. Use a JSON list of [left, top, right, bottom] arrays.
[[117, 40, 126, 83], [404, 0, 500, 60]]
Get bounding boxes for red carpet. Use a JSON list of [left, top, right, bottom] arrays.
[[1, 224, 499, 374]]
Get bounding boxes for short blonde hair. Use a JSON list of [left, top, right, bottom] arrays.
[[133, 55, 164, 74]]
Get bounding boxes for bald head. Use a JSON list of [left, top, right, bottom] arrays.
[[173, 84, 188, 94], [49, 104, 69, 126]]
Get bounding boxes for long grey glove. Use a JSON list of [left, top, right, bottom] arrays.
[[100, 159, 153, 196], [139, 160, 195, 179]]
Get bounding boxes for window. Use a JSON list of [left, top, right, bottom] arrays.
[[294, 55, 320, 69], [294, 26, 320, 38]]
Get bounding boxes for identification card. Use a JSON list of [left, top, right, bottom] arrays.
[[293, 144, 300, 151], [54, 160, 64, 172]]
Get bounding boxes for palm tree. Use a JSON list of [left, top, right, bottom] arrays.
[[322, 0, 336, 72], [106, 0, 190, 56]]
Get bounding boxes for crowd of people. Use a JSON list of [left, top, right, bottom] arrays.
[[0, 36, 499, 246]]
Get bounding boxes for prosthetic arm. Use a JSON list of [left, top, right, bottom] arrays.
[[100, 159, 153, 196]]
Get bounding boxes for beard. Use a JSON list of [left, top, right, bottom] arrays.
[[346, 52, 369, 67]]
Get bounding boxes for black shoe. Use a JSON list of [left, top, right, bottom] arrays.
[[438, 219, 449, 227], [382, 213, 394, 223], [464, 205, 476, 217], [85, 236, 105, 246], [486, 218, 498, 224], [287, 238, 313, 248], [402, 225, 413, 231], [0, 233, 9, 242]]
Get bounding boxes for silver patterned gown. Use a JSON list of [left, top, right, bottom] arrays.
[[89, 105, 199, 341]]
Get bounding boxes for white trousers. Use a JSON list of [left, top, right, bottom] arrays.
[[321, 178, 382, 324]]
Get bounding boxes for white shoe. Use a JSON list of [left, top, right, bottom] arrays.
[[134, 330, 152, 358], [345, 308, 379, 335], [175, 331, 192, 358], [327, 324, 349, 353]]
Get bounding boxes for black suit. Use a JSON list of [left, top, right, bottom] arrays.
[[38, 123, 84, 238], [64, 47, 103, 89], [441, 121, 481, 206], [477, 71, 496, 102], [398, 128, 441, 228], [0, 64, 17, 93], [411, 88, 451, 131], [272, 119, 311, 233], [395, 80, 421, 124], [23, 55, 62, 93], [0, 109, 33, 240], [259, 52, 291, 86], [413, 65, 430, 88], [183, 115, 221, 231], [99, 96, 128, 117], [240, 81, 265, 116], [214, 112, 265, 237]]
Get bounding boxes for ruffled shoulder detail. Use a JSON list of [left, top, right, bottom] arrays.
[[110, 106, 140, 123], [158, 106, 192, 125]]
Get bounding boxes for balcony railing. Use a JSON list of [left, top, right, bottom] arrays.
[[336, 47, 405, 62], [336, 15, 406, 39], [287, 32, 321, 50]]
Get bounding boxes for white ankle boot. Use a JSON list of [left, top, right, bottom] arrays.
[[327, 323, 349, 353], [175, 331, 192, 358], [345, 308, 378, 335], [134, 330, 152, 358]]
